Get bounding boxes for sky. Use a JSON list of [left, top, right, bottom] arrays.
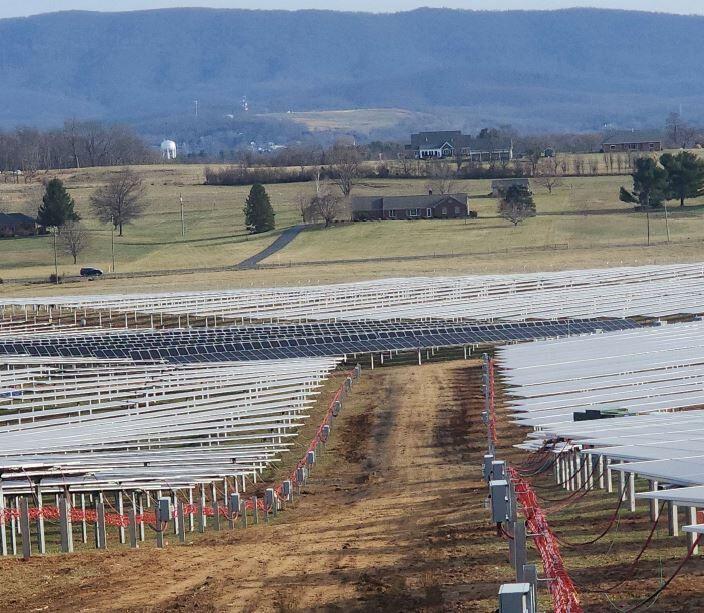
[[0, 0, 703, 19]]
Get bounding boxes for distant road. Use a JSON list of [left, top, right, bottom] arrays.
[[235, 225, 306, 270]]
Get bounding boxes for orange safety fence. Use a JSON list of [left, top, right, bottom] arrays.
[[1, 370, 355, 528], [508, 466, 583, 613]]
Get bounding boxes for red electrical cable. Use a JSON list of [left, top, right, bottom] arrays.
[[508, 467, 583, 613], [621, 535, 702, 612], [584, 501, 667, 595], [554, 484, 628, 548]]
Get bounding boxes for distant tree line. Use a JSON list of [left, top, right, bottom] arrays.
[[204, 165, 314, 186], [0, 120, 156, 175]]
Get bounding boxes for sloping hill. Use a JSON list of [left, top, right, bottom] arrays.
[[0, 7, 703, 130]]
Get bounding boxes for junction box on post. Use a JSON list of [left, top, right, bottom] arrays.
[[156, 497, 171, 548], [483, 453, 495, 482], [492, 460, 506, 481], [229, 493, 240, 529], [490, 480, 509, 524], [498, 583, 535, 613]]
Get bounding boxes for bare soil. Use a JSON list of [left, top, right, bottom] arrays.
[[0, 359, 701, 612]]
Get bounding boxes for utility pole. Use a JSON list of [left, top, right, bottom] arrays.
[[663, 200, 671, 244], [110, 216, 116, 273], [180, 193, 185, 237], [53, 228, 59, 284], [646, 209, 651, 246]]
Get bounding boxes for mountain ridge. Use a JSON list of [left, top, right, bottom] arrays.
[[0, 7, 701, 132]]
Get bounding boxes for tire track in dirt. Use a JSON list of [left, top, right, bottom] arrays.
[[0, 360, 513, 612]]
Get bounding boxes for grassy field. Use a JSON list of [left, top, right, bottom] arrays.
[[278, 174, 704, 264], [0, 164, 305, 279], [256, 108, 429, 134], [2, 162, 704, 297]]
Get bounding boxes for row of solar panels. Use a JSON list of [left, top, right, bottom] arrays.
[[0, 319, 639, 363], [0, 318, 632, 350]]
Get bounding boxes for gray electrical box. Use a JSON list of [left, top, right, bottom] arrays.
[[499, 583, 533, 613], [483, 454, 495, 481], [492, 460, 506, 481], [229, 493, 241, 514], [490, 479, 509, 523], [157, 497, 171, 523]]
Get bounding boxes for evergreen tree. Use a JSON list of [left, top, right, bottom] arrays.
[[619, 157, 668, 208], [498, 184, 536, 226], [660, 151, 704, 207], [37, 179, 79, 228], [243, 184, 275, 234]]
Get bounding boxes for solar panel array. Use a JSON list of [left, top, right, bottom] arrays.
[[0, 319, 638, 363], [497, 321, 704, 532], [2, 262, 703, 546], [0, 356, 338, 495], [3, 262, 704, 322], [498, 321, 704, 427]]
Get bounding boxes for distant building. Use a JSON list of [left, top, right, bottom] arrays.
[[491, 178, 530, 198], [406, 131, 513, 161], [602, 131, 662, 153], [0, 212, 39, 238], [351, 193, 470, 221]]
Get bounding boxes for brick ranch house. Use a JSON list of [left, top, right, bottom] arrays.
[[601, 130, 663, 153], [0, 212, 40, 238], [351, 193, 471, 221]]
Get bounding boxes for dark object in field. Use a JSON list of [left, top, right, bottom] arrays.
[[80, 267, 103, 277]]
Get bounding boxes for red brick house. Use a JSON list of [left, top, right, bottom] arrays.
[[351, 193, 470, 221], [601, 130, 663, 153]]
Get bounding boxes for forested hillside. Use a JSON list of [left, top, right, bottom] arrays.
[[0, 7, 702, 131]]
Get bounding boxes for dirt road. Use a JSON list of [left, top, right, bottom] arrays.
[[0, 360, 516, 612]]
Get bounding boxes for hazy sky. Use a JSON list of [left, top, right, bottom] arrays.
[[1, 1, 703, 19]]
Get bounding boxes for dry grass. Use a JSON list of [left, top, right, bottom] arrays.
[[2, 163, 704, 297], [256, 107, 426, 133]]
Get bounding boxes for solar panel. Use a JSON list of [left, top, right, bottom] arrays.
[[0, 318, 638, 364]]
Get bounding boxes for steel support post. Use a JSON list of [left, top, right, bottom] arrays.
[[668, 501, 679, 537], [19, 497, 31, 560], [59, 496, 73, 553]]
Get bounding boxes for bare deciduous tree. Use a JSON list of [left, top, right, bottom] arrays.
[[297, 192, 318, 224], [524, 149, 543, 176], [90, 168, 146, 236], [425, 161, 456, 195], [534, 159, 563, 194], [398, 155, 413, 177], [572, 157, 586, 176], [329, 145, 361, 197], [307, 190, 343, 228], [59, 220, 90, 264]]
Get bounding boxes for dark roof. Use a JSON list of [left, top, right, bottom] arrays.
[[384, 194, 467, 210], [410, 131, 463, 149], [602, 130, 663, 145], [462, 136, 512, 152], [491, 178, 530, 186], [410, 131, 512, 151], [0, 212, 36, 226], [352, 194, 468, 213], [350, 197, 383, 212]]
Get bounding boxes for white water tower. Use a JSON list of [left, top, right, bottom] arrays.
[[160, 139, 177, 160]]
